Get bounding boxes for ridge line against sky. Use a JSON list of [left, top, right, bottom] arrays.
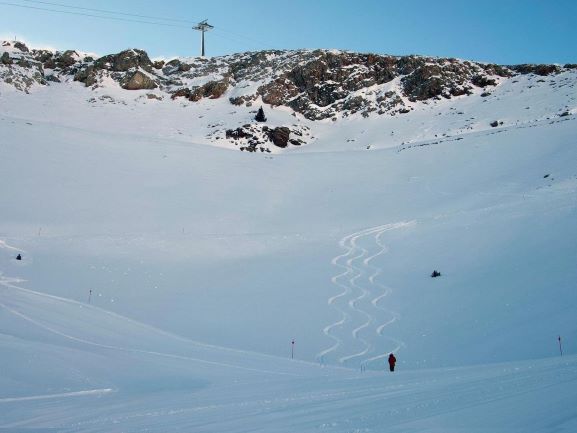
[[1, 0, 576, 64]]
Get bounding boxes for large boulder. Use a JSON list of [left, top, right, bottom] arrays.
[[121, 71, 157, 90], [95, 49, 153, 72], [115, 49, 153, 72], [268, 127, 290, 148], [13, 41, 29, 52], [1, 52, 12, 65], [57, 50, 80, 68], [202, 80, 228, 99]]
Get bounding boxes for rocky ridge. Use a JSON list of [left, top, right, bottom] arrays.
[[1, 40, 575, 151]]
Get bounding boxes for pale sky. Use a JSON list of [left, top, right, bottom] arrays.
[[1, 0, 576, 64]]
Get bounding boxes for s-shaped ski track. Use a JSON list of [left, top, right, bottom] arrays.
[[317, 221, 414, 366]]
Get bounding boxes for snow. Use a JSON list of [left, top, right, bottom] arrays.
[[2, 274, 577, 432], [1, 45, 577, 431]]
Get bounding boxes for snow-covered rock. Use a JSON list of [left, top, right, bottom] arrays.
[[1, 40, 575, 152]]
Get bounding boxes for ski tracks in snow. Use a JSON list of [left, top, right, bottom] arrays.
[[317, 221, 414, 368], [0, 388, 114, 404]]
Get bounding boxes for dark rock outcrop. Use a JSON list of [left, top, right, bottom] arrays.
[[95, 49, 153, 72], [171, 79, 228, 101], [480, 64, 512, 77], [171, 87, 193, 100], [2, 43, 570, 126], [222, 123, 310, 151], [121, 71, 157, 90], [45, 74, 61, 83], [14, 41, 29, 52], [32, 50, 53, 64], [226, 127, 252, 140], [1, 52, 12, 65], [58, 50, 80, 68], [41, 50, 82, 71], [471, 75, 497, 87], [74, 65, 98, 87], [247, 51, 508, 119], [162, 59, 193, 75], [509, 64, 560, 76], [201, 80, 228, 99], [268, 126, 290, 148], [229, 95, 257, 106], [17, 58, 32, 68]]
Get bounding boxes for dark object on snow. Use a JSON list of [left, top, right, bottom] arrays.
[[16, 254, 22, 261], [490, 120, 499, 127], [1, 52, 12, 65], [544, 174, 550, 178], [388, 353, 396, 372], [255, 106, 267, 122], [431, 270, 441, 278], [267, 126, 290, 148]]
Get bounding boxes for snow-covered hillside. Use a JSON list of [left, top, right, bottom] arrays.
[[1, 40, 576, 432], [1, 40, 576, 153], [2, 276, 577, 432]]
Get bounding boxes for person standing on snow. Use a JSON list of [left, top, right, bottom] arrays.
[[388, 353, 396, 372]]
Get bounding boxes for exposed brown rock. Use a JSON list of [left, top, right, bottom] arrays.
[[13, 41, 29, 52], [121, 71, 157, 90], [171, 79, 228, 101], [58, 50, 79, 68], [1, 52, 12, 65], [171, 88, 192, 100], [471, 75, 497, 87], [509, 64, 560, 76], [95, 49, 153, 72], [268, 126, 290, 148]]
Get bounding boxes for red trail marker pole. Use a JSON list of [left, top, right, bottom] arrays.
[[291, 340, 294, 359], [88, 289, 92, 305], [558, 335, 563, 357]]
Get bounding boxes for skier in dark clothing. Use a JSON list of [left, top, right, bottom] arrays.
[[388, 353, 396, 372], [16, 254, 22, 261]]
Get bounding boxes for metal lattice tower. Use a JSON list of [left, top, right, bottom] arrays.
[[192, 19, 214, 57]]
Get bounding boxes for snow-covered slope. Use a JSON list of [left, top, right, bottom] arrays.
[[2, 276, 577, 432], [1, 40, 576, 432]]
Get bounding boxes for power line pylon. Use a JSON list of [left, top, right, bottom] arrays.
[[193, 19, 214, 57]]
